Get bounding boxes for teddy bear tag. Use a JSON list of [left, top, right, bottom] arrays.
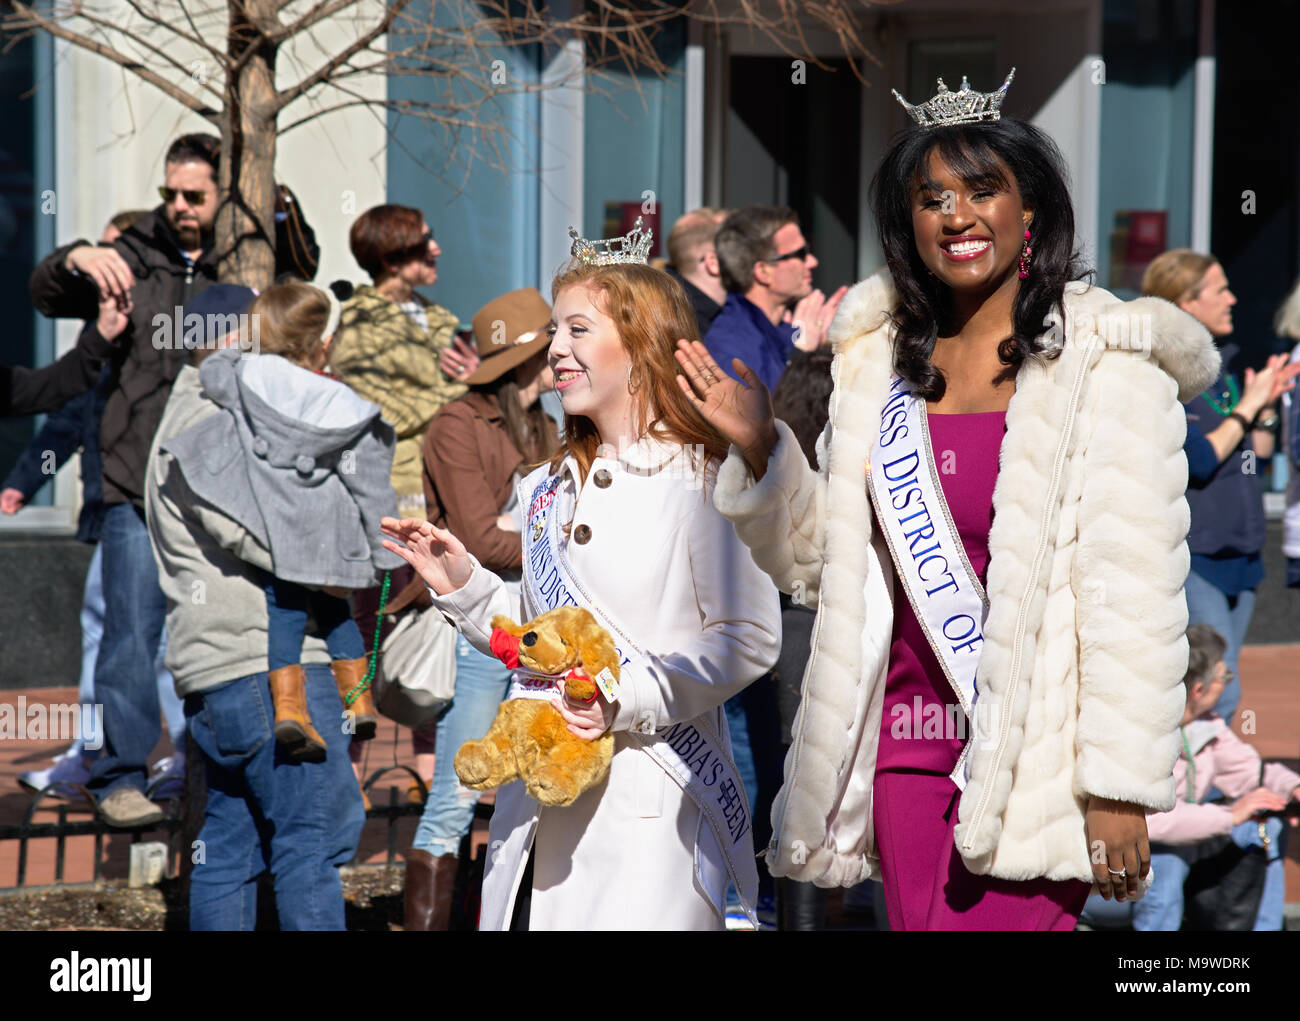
[[594, 666, 620, 703]]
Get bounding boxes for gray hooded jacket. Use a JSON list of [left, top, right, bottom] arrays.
[[161, 348, 403, 588]]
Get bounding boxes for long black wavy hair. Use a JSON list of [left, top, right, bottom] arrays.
[[869, 118, 1090, 400]]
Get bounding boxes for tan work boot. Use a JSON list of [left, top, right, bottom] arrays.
[[269, 664, 327, 762], [331, 657, 378, 741]]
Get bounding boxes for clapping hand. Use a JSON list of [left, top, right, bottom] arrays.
[[440, 334, 481, 382], [788, 285, 849, 352]]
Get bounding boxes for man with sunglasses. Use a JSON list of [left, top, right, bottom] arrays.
[[25, 132, 319, 828], [704, 204, 847, 396]]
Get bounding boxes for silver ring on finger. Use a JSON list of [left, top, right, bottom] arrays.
[[1107, 867, 1126, 877]]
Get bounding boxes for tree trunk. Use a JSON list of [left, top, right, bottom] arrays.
[[218, 0, 279, 289]]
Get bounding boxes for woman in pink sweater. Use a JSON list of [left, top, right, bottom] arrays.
[[1135, 624, 1300, 930]]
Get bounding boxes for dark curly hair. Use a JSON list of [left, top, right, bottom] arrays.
[[772, 349, 834, 469], [869, 118, 1089, 400]]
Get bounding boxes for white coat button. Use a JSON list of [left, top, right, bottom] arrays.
[[574, 524, 592, 544], [593, 468, 612, 488], [295, 454, 315, 474]]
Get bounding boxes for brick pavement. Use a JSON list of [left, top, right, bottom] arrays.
[[3, 643, 1298, 907]]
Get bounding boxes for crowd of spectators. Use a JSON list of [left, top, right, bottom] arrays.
[[3, 133, 1297, 931]]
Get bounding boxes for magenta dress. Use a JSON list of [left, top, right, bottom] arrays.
[[872, 410, 1090, 930]]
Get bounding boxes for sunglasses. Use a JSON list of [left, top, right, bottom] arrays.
[[764, 244, 811, 263], [159, 186, 209, 207], [393, 229, 436, 262]]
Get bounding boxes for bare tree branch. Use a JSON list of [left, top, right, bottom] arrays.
[[274, 0, 413, 111], [116, 0, 227, 65], [5, 1, 220, 118], [1, 0, 883, 288], [69, 3, 226, 101], [173, 0, 220, 56], [270, 0, 360, 42]]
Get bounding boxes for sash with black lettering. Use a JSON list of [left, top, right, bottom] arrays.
[[867, 376, 990, 789], [520, 469, 759, 925]]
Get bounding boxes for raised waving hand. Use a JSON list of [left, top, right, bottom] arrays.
[[674, 340, 779, 480], [380, 517, 473, 595]]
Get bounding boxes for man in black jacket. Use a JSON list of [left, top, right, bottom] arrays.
[[664, 207, 728, 340], [0, 327, 116, 418], [27, 132, 318, 827]]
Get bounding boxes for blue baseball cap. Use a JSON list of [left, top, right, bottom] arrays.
[[180, 284, 258, 350], [183, 284, 257, 321]]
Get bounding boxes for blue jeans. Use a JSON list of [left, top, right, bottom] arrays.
[[723, 675, 782, 900], [87, 503, 168, 797], [1183, 570, 1256, 725], [411, 633, 510, 857], [77, 544, 185, 756], [1133, 817, 1287, 931], [264, 577, 365, 670], [186, 665, 365, 930]]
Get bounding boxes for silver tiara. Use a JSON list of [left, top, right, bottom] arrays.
[[892, 67, 1016, 128], [568, 216, 653, 266]]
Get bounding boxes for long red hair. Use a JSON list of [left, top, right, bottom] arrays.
[[547, 261, 727, 483]]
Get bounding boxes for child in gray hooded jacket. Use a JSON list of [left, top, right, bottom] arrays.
[[163, 283, 402, 760]]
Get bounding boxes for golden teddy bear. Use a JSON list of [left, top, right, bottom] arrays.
[[454, 606, 618, 807]]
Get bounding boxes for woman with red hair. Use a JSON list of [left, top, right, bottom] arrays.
[[383, 256, 781, 930]]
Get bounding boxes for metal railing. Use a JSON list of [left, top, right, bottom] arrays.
[[0, 763, 490, 891]]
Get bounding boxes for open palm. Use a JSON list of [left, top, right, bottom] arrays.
[[380, 516, 473, 595], [674, 340, 778, 476]]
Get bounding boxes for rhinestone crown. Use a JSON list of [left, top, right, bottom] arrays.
[[892, 67, 1016, 128], [569, 216, 653, 266]]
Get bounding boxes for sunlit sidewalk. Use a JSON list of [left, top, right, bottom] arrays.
[[2, 642, 1298, 914]]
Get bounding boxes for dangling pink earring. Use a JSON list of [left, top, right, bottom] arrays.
[[1018, 228, 1033, 280]]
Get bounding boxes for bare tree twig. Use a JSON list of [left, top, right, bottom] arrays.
[[274, 0, 414, 111], [69, 3, 226, 101], [271, 0, 360, 42], [5, 1, 220, 118], [119, 0, 227, 64]]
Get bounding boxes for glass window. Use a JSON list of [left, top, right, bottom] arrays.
[[583, 17, 686, 261]]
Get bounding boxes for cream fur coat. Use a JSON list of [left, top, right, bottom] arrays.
[[712, 272, 1221, 885]]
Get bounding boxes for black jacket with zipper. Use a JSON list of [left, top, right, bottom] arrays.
[[28, 204, 314, 509]]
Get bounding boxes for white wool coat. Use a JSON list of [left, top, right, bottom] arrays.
[[712, 272, 1221, 885], [430, 438, 781, 929]]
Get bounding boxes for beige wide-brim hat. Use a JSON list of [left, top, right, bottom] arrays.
[[463, 287, 553, 386]]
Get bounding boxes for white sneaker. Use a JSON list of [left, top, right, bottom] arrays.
[[18, 746, 91, 799], [146, 754, 186, 801], [98, 787, 164, 828]]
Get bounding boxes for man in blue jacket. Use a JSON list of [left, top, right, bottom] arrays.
[[703, 205, 846, 395]]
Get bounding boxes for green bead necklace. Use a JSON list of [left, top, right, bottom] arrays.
[[1203, 375, 1239, 415], [345, 569, 391, 708]]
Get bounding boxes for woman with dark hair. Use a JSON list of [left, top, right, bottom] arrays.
[[331, 205, 480, 796], [403, 288, 557, 930], [679, 71, 1220, 930], [331, 205, 466, 520], [382, 232, 781, 930], [767, 348, 835, 930]]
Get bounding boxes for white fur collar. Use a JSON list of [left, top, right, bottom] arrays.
[[829, 270, 1220, 403]]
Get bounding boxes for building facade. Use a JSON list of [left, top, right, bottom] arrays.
[[0, 0, 1294, 560]]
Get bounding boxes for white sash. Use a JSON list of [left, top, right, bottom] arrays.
[[518, 469, 760, 926], [866, 376, 990, 789]]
